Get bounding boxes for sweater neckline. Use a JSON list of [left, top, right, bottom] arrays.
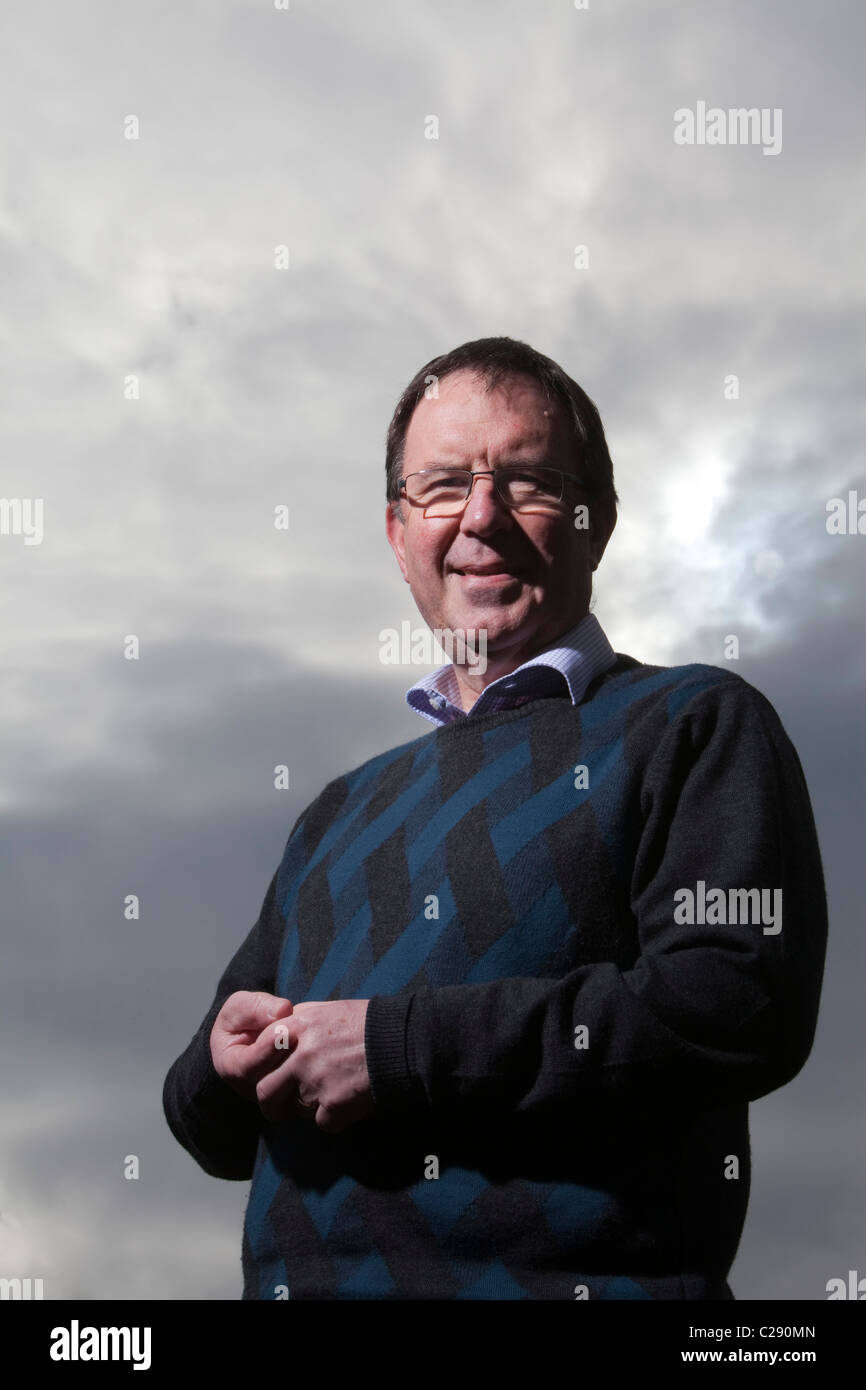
[[422, 653, 642, 742]]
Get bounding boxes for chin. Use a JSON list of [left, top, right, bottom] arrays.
[[452, 609, 528, 644]]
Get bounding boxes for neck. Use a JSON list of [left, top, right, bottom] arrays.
[[450, 614, 589, 712]]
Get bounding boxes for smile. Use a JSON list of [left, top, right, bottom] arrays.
[[452, 566, 523, 582], [457, 571, 520, 583]]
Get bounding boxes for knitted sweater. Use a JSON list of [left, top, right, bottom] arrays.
[[162, 655, 827, 1299]]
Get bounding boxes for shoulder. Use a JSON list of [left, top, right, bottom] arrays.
[[601, 653, 782, 714], [585, 654, 795, 755]]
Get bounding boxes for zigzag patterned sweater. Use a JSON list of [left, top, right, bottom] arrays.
[[163, 655, 827, 1299]]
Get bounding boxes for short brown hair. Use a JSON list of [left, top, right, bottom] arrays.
[[385, 336, 617, 508]]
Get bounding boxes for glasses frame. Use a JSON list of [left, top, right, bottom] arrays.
[[398, 465, 591, 514]]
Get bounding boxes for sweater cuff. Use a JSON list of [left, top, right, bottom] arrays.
[[365, 993, 424, 1114]]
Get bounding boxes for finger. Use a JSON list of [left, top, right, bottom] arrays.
[[315, 1104, 340, 1135], [219, 991, 293, 1037], [256, 1056, 300, 1122], [214, 1012, 297, 1093], [252, 1014, 301, 1050], [241, 1020, 300, 1085]]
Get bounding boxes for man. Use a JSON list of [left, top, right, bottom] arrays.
[[163, 336, 827, 1300]]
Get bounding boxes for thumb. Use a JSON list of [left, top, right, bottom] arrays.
[[220, 991, 293, 1033], [257, 993, 294, 1022]]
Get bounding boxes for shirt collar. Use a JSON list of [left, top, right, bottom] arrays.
[[405, 613, 617, 726]]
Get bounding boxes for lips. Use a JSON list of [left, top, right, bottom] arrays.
[[452, 563, 521, 576]]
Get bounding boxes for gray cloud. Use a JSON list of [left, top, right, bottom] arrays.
[[1, 0, 863, 1300]]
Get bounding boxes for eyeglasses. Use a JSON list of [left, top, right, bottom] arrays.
[[399, 466, 588, 517]]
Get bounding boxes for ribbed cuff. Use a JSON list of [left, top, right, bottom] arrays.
[[365, 992, 421, 1113]]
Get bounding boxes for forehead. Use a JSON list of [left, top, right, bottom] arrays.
[[403, 369, 572, 464]]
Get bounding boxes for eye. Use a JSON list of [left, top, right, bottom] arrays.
[[417, 470, 467, 495], [501, 467, 561, 499]]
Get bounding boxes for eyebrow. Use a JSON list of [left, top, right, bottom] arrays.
[[417, 459, 555, 469]]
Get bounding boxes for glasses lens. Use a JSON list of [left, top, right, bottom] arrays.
[[498, 467, 563, 506], [406, 469, 470, 515]]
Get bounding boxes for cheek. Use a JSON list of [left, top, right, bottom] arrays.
[[531, 520, 582, 567], [406, 531, 449, 583]]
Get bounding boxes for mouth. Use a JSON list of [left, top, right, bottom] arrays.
[[451, 566, 523, 587], [451, 563, 523, 578]]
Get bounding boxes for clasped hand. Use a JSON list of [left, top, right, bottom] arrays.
[[210, 991, 373, 1134]]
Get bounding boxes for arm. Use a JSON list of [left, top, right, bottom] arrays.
[[364, 680, 829, 1121], [162, 868, 289, 1179]]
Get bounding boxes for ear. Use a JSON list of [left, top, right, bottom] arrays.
[[589, 494, 617, 571], [385, 501, 411, 583]]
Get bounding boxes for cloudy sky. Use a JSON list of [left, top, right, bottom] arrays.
[[1, 0, 863, 1300]]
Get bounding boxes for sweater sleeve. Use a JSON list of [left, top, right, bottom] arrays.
[[364, 679, 828, 1119], [162, 867, 288, 1180]]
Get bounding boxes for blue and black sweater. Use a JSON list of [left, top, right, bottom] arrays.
[[163, 655, 827, 1299]]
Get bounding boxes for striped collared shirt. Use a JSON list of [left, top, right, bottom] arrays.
[[405, 612, 618, 726]]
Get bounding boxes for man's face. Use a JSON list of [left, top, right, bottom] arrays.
[[385, 370, 615, 673]]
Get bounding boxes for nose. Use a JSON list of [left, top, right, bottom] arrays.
[[459, 471, 513, 533]]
